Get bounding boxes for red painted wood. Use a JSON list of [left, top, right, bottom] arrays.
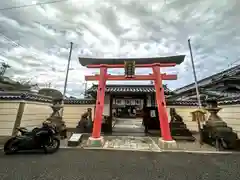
[[86, 63, 176, 68], [91, 66, 107, 138], [88, 62, 174, 142], [152, 65, 173, 141], [85, 74, 177, 81]]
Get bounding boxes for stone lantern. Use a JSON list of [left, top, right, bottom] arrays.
[[47, 98, 67, 139], [204, 98, 227, 127], [202, 97, 238, 149]]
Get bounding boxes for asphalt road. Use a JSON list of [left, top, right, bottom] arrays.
[[0, 149, 239, 180]]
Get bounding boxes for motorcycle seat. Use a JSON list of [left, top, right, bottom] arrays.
[[18, 127, 40, 136]]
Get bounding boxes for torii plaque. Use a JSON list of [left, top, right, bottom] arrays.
[[79, 55, 185, 148]]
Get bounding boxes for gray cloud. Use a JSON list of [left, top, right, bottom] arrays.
[[0, 0, 239, 97]]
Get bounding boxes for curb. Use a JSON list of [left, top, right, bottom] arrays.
[[83, 147, 162, 152], [161, 149, 239, 154], [63, 146, 240, 154], [2, 146, 240, 154], [81, 147, 240, 154]]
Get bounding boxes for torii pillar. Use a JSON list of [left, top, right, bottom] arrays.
[[79, 56, 186, 149]]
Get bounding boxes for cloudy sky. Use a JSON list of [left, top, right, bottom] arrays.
[[0, 0, 239, 97]]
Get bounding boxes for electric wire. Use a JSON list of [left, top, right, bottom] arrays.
[[0, 0, 69, 11], [0, 32, 86, 94]]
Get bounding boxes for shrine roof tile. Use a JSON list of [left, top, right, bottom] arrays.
[[0, 92, 95, 104], [64, 99, 95, 104], [174, 64, 240, 94], [0, 91, 52, 103], [0, 91, 240, 105], [87, 84, 172, 94]]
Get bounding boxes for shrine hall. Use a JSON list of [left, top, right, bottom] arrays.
[[86, 84, 173, 119]]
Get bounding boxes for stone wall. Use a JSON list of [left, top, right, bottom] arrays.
[[218, 105, 240, 137]]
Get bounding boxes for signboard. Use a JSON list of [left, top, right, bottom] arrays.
[[69, 133, 82, 142], [124, 60, 136, 76]]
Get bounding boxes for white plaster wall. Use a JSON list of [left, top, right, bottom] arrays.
[[21, 101, 52, 129], [218, 105, 240, 137], [0, 101, 19, 136]]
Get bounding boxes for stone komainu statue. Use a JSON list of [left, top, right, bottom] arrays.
[[76, 108, 93, 133], [170, 108, 183, 122]]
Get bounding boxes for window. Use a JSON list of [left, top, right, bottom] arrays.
[[116, 99, 121, 105], [126, 100, 130, 105], [135, 100, 140, 105]]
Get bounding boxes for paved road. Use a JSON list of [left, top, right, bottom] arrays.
[[0, 149, 239, 180]]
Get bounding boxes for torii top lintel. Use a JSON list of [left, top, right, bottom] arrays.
[[78, 55, 185, 67]]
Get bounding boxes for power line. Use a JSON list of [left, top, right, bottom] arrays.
[[0, 32, 25, 49], [0, 0, 69, 11], [0, 32, 40, 61]]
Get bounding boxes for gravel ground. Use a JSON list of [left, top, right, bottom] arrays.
[[0, 149, 240, 180]]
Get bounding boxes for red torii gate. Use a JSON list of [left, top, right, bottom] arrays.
[[79, 55, 185, 147]]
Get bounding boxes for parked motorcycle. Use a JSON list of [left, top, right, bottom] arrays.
[[4, 122, 60, 155]]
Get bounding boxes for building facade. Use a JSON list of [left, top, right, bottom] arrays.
[[86, 84, 181, 118]]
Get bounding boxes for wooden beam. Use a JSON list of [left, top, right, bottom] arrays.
[[85, 74, 177, 81], [12, 102, 25, 136], [86, 63, 176, 68]]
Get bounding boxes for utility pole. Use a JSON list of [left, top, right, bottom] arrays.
[[84, 81, 87, 97], [188, 38, 203, 145], [61, 42, 73, 116], [188, 38, 202, 108]]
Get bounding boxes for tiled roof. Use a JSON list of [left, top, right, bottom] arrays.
[[0, 92, 52, 103], [205, 90, 240, 99], [64, 99, 95, 104], [173, 64, 240, 94], [0, 92, 95, 104], [217, 96, 240, 105], [87, 84, 172, 94], [0, 91, 240, 105], [167, 100, 199, 106]]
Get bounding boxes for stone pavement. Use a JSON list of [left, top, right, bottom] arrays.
[[0, 135, 233, 153], [112, 118, 144, 133], [59, 135, 220, 153], [1, 149, 240, 180], [103, 136, 160, 151], [113, 118, 143, 128]]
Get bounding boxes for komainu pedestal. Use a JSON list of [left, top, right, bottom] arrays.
[[202, 98, 238, 150], [169, 108, 195, 141], [76, 108, 93, 133]]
